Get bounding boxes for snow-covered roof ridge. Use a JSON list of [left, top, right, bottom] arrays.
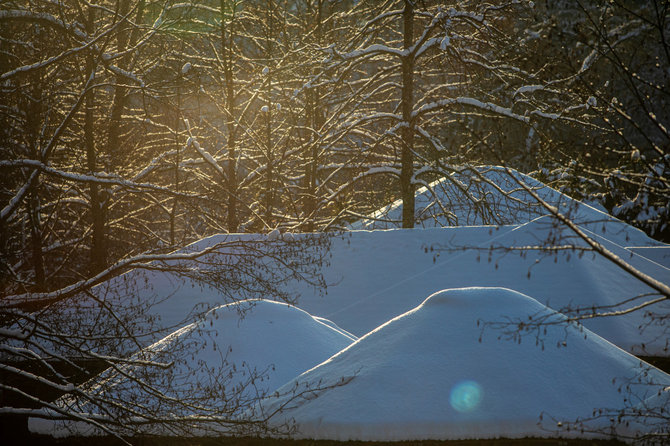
[[351, 165, 662, 248]]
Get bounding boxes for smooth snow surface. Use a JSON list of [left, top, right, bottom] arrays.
[[260, 288, 670, 441], [68, 217, 668, 356], [628, 246, 670, 268], [42, 214, 668, 361], [33, 171, 667, 358], [29, 300, 354, 437], [164, 299, 356, 394], [295, 219, 670, 355]]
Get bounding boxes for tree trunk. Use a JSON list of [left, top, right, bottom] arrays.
[[226, 101, 238, 232], [264, 86, 274, 226], [170, 81, 181, 246], [303, 0, 324, 232], [105, 0, 134, 171], [28, 185, 45, 291], [400, 0, 415, 228], [85, 7, 106, 273], [263, 0, 274, 227], [222, 0, 238, 233], [303, 88, 319, 232], [105, 0, 142, 246], [26, 79, 45, 291]]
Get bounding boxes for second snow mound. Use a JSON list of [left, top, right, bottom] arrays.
[[28, 299, 355, 438], [260, 287, 670, 441]]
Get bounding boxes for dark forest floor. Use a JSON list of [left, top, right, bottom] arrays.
[[8, 435, 627, 446]]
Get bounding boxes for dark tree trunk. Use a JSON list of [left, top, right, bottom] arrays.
[[105, 0, 134, 171], [303, 88, 319, 232], [264, 87, 274, 226], [105, 1, 142, 246], [170, 82, 181, 246], [263, 0, 275, 227], [226, 105, 238, 232], [400, 0, 415, 228], [85, 8, 106, 274], [303, 0, 324, 232], [28, 186, 44, 291], [26, 81, 45, 291], [222, 0, 238, 233]]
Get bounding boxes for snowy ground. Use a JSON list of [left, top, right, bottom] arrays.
[[27, 171, 670, 441]]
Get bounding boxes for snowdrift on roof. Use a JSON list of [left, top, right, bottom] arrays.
[[18, 231, 328, 357], [351, 166, 659, 247], [260, 287, 670, 441], [628, 246, 670, 268], [28, 299, 355, 437], [40, 215, 668, 359], [296, 218, 670, 355]]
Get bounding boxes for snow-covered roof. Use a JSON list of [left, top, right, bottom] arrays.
[[28, 299, 355, 438], [26, 169, 670, 441], [295, 219, 670, 356], [260, 288, 670, 441], [43, 215, 668, 358], [351, 166, 661, 248]]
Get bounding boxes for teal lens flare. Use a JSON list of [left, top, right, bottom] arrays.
[[449, 380, 483, 413]]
